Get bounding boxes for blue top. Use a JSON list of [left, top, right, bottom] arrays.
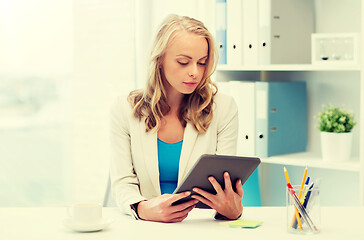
[[157, 138, 183, 194]]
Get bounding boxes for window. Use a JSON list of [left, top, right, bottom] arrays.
[[0, 0, 135, 206]]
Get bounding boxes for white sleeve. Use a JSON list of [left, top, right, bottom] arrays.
[[215, 95, 239, 156], [109, 96, 146, 218]]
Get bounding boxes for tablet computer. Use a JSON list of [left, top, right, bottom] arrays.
[[172, 154, 261, 209]]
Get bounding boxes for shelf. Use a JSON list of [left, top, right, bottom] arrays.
[[217, 64, 361, 72], [260, 152, 360, 172]]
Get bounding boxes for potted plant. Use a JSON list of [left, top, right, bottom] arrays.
[[316, 104, 356, 162]]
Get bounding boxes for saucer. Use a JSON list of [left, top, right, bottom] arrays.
[[63, 218, 114, 232]]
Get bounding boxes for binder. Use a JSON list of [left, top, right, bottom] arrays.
[[258, 0, 314, 64], [242, 0, 259, 65], [217, 81, 255, 157], [255, 81, 307, 157], [216, 0, 227, 65], [226, 0, 259, 65], [220, 0, 315, 65], [226, 0, 243, 65], [229, 81, 256, 157], [258, 0, 271, 65]]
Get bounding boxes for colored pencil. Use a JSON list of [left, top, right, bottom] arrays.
[[283, 167, 303, 230]]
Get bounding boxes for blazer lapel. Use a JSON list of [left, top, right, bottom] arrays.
[[178, 123, 198, 183], [139, 121, 161, 195]]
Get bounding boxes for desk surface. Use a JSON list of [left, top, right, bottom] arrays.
[[0, 207, 363, 240]]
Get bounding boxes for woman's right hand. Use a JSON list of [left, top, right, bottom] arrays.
[[137, 192, 198, 223]]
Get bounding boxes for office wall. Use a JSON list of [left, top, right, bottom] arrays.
[[0, 0, 73, 206], [72, 0, 135, 203], [0, 0, 73, 76], [0, 0, 136, 206]]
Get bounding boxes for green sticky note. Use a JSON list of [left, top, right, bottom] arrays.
[[228, 220, 263, 229]]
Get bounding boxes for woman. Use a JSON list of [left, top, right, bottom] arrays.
[[110, 14, 243, 223]]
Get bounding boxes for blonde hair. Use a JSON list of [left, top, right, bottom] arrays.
[[128, 14, 218, 133]]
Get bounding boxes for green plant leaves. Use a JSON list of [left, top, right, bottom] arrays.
[[316, 104, 356, 133]]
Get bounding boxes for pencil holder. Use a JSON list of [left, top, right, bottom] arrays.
[[286, 185, 320, 234]]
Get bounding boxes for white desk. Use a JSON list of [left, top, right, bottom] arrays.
[[0, 207, 362, 240]]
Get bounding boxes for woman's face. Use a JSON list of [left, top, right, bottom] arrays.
[[161, 32, 208, 97]]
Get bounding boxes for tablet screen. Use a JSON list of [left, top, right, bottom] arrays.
[[172, 154, 261, 208]]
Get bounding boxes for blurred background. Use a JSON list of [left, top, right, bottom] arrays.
[[2, 0, 362, 208], [0, 0, 212, 206]]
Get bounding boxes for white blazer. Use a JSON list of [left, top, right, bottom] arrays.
[[110, 92, 238, 216]]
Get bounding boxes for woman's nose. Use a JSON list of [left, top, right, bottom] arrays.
[[188, 64, 198, 78]]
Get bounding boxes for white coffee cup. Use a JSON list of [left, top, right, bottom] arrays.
[[67, 203, 102, 225]]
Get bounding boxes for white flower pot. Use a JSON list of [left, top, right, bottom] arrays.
[[320, 132, 353, 162]]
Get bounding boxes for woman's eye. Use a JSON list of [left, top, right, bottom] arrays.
[[198, 62, 206, 66], [178, 61, 188, 66]]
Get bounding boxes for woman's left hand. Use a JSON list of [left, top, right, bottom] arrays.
[[191, 172, 243, 220]]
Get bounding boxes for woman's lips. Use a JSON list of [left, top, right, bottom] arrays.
[[183, 82, 198, 87]]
